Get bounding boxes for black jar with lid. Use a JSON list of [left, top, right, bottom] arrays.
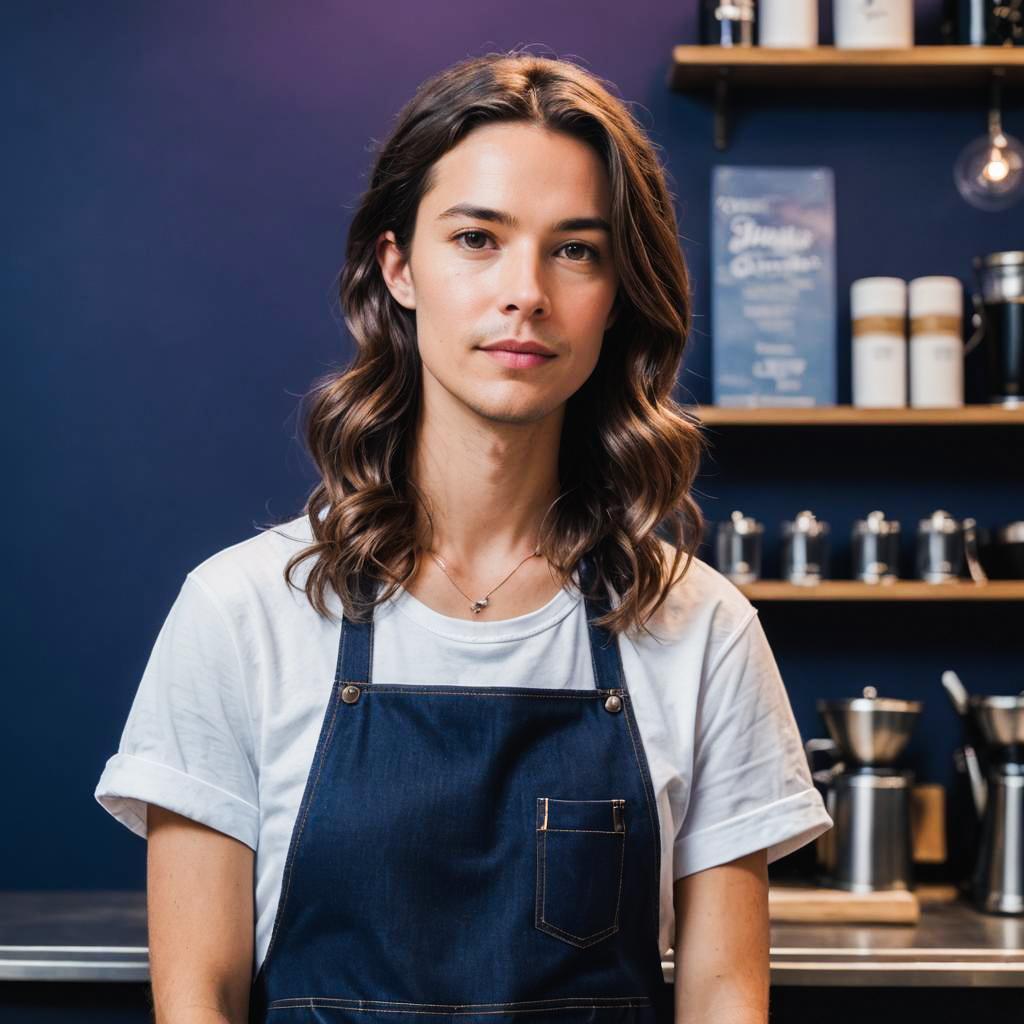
[[966, 251, 1024, 406]]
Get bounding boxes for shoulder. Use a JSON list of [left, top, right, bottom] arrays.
[[184, 512, 328, 618], [621, 538, 759, 664], [652, 537, 756, 633]]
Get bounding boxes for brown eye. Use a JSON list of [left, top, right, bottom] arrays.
[[562, 242, 598, 262], [454, 230, 490, 249]]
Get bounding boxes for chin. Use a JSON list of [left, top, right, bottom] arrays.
[[465, 394, 562, 427]]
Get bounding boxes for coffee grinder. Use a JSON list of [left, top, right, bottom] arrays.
[[805, 686, 923, 891]]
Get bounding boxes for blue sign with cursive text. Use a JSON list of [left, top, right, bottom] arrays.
[[711, 166, 836, 406]]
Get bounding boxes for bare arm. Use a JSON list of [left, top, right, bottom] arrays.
[[146, 804, 255, 1024], [672, 848, 770, 1024]]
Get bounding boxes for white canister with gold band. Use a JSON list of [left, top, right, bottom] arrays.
[[909, 276, 964, 408], [852, 277, 907, 408]]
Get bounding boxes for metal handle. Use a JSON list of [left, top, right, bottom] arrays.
[[805, 737, 839, 760], [964, 244, 988, 356], [962, 744, 989, 819], [804, 737, 845, 784], [964, 293, 986, 356], [962, 518, 989, 584]]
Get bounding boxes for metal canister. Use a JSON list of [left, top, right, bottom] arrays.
[[852, 511, 901, 583], [715, 510, 764, 583], [916, 509, 966, 582], [782, 510, 830, 584]]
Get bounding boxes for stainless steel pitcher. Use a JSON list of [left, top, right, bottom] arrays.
[[965, 694, 1024, 914]]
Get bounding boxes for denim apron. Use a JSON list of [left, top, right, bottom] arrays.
[[248, 557, 672, 1022]]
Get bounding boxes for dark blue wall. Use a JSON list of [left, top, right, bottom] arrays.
[[5, 1, 1022, 891]]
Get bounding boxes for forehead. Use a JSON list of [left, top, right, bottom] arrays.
[[420, 122, 612, 218]]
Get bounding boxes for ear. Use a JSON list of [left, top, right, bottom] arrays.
[[376, 230, 416, 310]]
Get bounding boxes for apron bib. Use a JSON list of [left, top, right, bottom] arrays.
[[249, 557, 672, 1022]]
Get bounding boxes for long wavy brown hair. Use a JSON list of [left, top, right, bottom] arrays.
[[278, 51, 707, 635]]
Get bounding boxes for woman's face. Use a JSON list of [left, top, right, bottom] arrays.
[[378, 121, 620, 428]]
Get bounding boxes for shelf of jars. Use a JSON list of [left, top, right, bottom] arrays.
[[684, 405, 1024, 426], [735, 580, 1024, 601]]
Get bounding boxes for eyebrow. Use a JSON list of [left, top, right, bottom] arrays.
[[436, 203, 611, 235]]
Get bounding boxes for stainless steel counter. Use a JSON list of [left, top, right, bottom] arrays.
[[3, 891, 1023, 987], [667, 898, 1024, 987], [0, 892, 149, 982]]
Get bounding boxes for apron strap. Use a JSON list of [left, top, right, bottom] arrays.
[[336, 597, 373, 686], [579, 554, 627, 694]]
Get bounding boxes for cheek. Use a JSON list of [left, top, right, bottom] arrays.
[[575, 338, 604, 383], [563, 286, 615, 346], [570, 287, 614, 371], [416, 267, 486, 328], [563, 272, 615, 314]]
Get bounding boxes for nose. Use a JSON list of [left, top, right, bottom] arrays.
[[499, 243, 549, 318]]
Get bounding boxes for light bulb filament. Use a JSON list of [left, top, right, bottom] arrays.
[[984, 147, 1010, 183]]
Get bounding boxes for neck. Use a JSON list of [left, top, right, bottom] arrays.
[[410, 400, 563, 572]]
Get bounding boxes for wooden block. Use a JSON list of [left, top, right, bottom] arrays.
[[915, 883, 960, 906], [910, 784, 947, 863], [769, 885, 921, 924]]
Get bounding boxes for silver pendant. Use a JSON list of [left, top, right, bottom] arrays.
[[471, 598, 489, 614]]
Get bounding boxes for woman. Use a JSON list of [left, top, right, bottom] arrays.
[[95, 52, 832, 1024]]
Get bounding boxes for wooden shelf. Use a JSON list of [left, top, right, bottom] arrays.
[[685, 405, 1024, 426], [667, 45, 1024, 149], [669, 45, 1024, 90], [737, 580, 1024, 601]]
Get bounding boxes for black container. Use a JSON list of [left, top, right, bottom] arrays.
[[967, 252, 1024, 406], [942, 0, 1024, 46], [980, 300, 1024, 404]]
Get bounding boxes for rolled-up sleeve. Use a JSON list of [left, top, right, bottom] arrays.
[[673, 611, 832, 878], [94, 574, 259, 850]]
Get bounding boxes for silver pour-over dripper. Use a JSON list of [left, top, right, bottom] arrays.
[[806, 686, 922, 892]]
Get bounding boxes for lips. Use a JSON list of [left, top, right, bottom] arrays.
[[479, 339, 555, 356], [476, 338, 557, 370]]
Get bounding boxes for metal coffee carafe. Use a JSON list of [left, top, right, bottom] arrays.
[[943, 670, 1024, 914], [806, 687, 922, 892]]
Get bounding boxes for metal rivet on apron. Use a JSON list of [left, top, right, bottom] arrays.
[[604, 694, 622, 713], [341, 684, 362, 704]]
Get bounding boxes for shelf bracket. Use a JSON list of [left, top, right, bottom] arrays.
[[714, 69, 730, 151]]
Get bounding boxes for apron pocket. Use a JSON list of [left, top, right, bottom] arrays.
[[534, 796, 626, 948]]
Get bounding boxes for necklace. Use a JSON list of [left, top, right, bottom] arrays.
[[427, 545, 542, 614]]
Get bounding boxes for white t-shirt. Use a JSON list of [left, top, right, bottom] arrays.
[[94, 513, 832, 964]]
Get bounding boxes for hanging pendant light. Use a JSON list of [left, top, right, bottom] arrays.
[[954, 73, 1024, 212]]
